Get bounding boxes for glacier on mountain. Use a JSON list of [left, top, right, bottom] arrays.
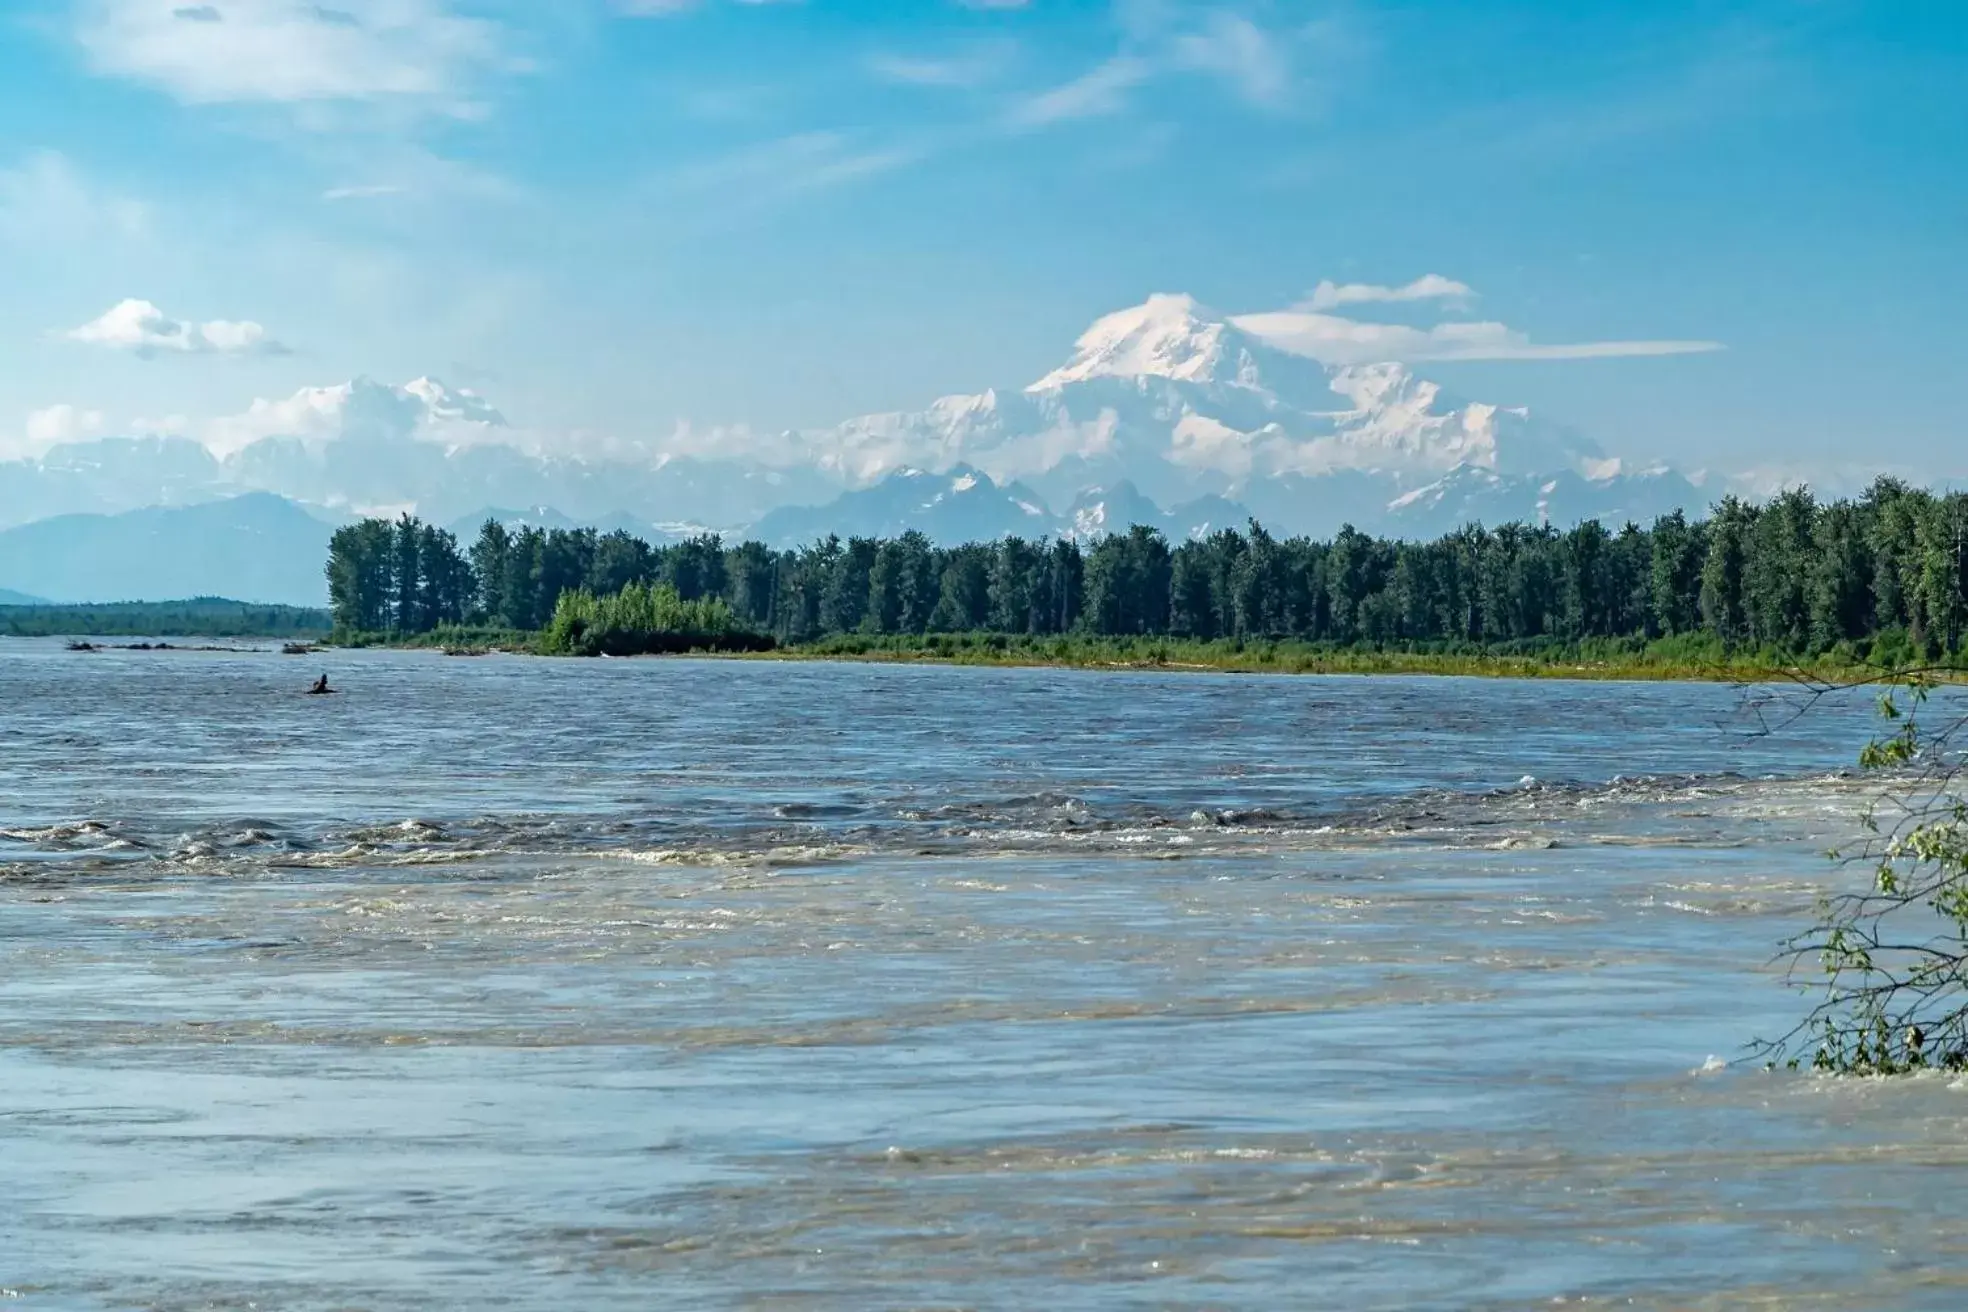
[[799, 292, 1613, 504], [1, 295, 1710, 543]]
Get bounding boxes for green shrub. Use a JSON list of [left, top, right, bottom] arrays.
[[542, 583, 774, 657]]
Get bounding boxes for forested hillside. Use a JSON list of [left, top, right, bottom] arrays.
[[0, 598, 331, 638], [327, 479, 1968, 663]]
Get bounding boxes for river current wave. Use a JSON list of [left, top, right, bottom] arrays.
[[3, 641, 1964, 1309]]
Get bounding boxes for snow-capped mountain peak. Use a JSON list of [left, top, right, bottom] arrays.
[[1325, 361, 1429, 414], [927, 388, 1001, 423], [1028, 293, 1263, 392], [401, 377, 508, 428]]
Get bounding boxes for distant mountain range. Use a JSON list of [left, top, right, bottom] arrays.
[[0, 293, 1745, 598], [0, 587, 47, 606], [442, 505, 688, 545], [0, 494, 339, 606], [0, 379, 825, 535], [752, 467, 1273, 548]]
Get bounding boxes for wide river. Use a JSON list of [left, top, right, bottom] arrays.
[[3, 642, 1966, 1308]]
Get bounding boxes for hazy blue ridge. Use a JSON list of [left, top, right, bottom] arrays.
[[0, 493, 338, 606]]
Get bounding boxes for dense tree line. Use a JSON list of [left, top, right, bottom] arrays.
[[326, 479, 1968, 659], [3, 599, 330, 639], [326, 516, 476, 633]]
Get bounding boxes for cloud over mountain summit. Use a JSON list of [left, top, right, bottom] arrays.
[[4, 290, 1721, 544]]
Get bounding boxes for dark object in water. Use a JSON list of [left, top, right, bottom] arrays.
[[66, 641, 97, 652], [282, 642, 315, 656], [306, 673, 336, 695]]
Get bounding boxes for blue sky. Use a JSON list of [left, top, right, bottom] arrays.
[[2, 0, 1964, 481]]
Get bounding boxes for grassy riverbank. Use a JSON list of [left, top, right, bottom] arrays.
[[333, 626, 1938, 684], [756, 632, 1900, 682], [333, 626, 536, 652]]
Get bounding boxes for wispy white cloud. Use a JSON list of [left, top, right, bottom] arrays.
[[1168, 12, 1288, 107], [1005, 7, 1328, 130], [63, 299, 289, 357], [1306, 274, 1475, 310], [1233, 307, 1723, 365], [0, 151, 150, 244], [1237, 273, 1717, 363], [310, 143, 524, 207], [868, 41, 1014, 90], [1006, 56, 1151, 128], [75, 0, 514, 112], [664, 131, 924, 208], [322, 183, 408, 201]]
